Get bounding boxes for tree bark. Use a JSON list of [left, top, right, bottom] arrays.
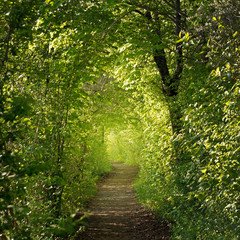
[[147, 0, 183, 135]]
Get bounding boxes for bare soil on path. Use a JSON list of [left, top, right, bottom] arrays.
[[78, 162, 171, 240]]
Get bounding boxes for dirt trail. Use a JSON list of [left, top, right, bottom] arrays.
[[79, 162, 170, 240]]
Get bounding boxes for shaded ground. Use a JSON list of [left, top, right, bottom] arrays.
[[78, 162, 171, 240]]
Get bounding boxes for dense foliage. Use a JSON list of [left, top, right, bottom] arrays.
[[1, 0, 239, 239]]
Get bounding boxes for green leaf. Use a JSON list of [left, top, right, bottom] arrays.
[[233, 31, 238, 38]]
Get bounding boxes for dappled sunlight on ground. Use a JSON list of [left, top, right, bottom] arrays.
[[78, 162, 170, 240]]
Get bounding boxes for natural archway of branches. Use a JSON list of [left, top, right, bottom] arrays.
[[1, 1, 239, 239]]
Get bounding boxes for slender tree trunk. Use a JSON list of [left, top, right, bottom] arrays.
[[102, 125, 105, 144]]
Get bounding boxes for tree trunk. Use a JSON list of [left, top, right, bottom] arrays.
[[150, 0, 183, 135], [148, 0, 183, 161]]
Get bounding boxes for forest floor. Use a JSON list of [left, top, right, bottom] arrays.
[[78, 162, 171, 240]]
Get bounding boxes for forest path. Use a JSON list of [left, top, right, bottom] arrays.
[[79, 162, 170, 240]]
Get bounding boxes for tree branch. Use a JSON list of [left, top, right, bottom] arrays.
[[133, 9, 145, 16], [126, 1, 157, 12], [101, 10, 132, 39], [126, 0, 182, 24], [161, 0, 187, 18]]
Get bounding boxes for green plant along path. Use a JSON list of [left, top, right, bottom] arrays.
[[1, 1, 239, 240]]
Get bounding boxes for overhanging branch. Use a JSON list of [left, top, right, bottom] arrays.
[[101, 10, 132, 39]]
